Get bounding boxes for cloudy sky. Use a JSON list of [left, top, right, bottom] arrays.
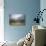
[[10, 14, 25, 20]]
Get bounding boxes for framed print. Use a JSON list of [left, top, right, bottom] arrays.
[[9, 14, 25, 26]]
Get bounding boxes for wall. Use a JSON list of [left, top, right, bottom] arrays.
[[4, 0, 40, 42], [40, 0, 46, 26]]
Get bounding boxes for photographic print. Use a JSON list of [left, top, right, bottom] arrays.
[[9, 14, 25, 26]]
